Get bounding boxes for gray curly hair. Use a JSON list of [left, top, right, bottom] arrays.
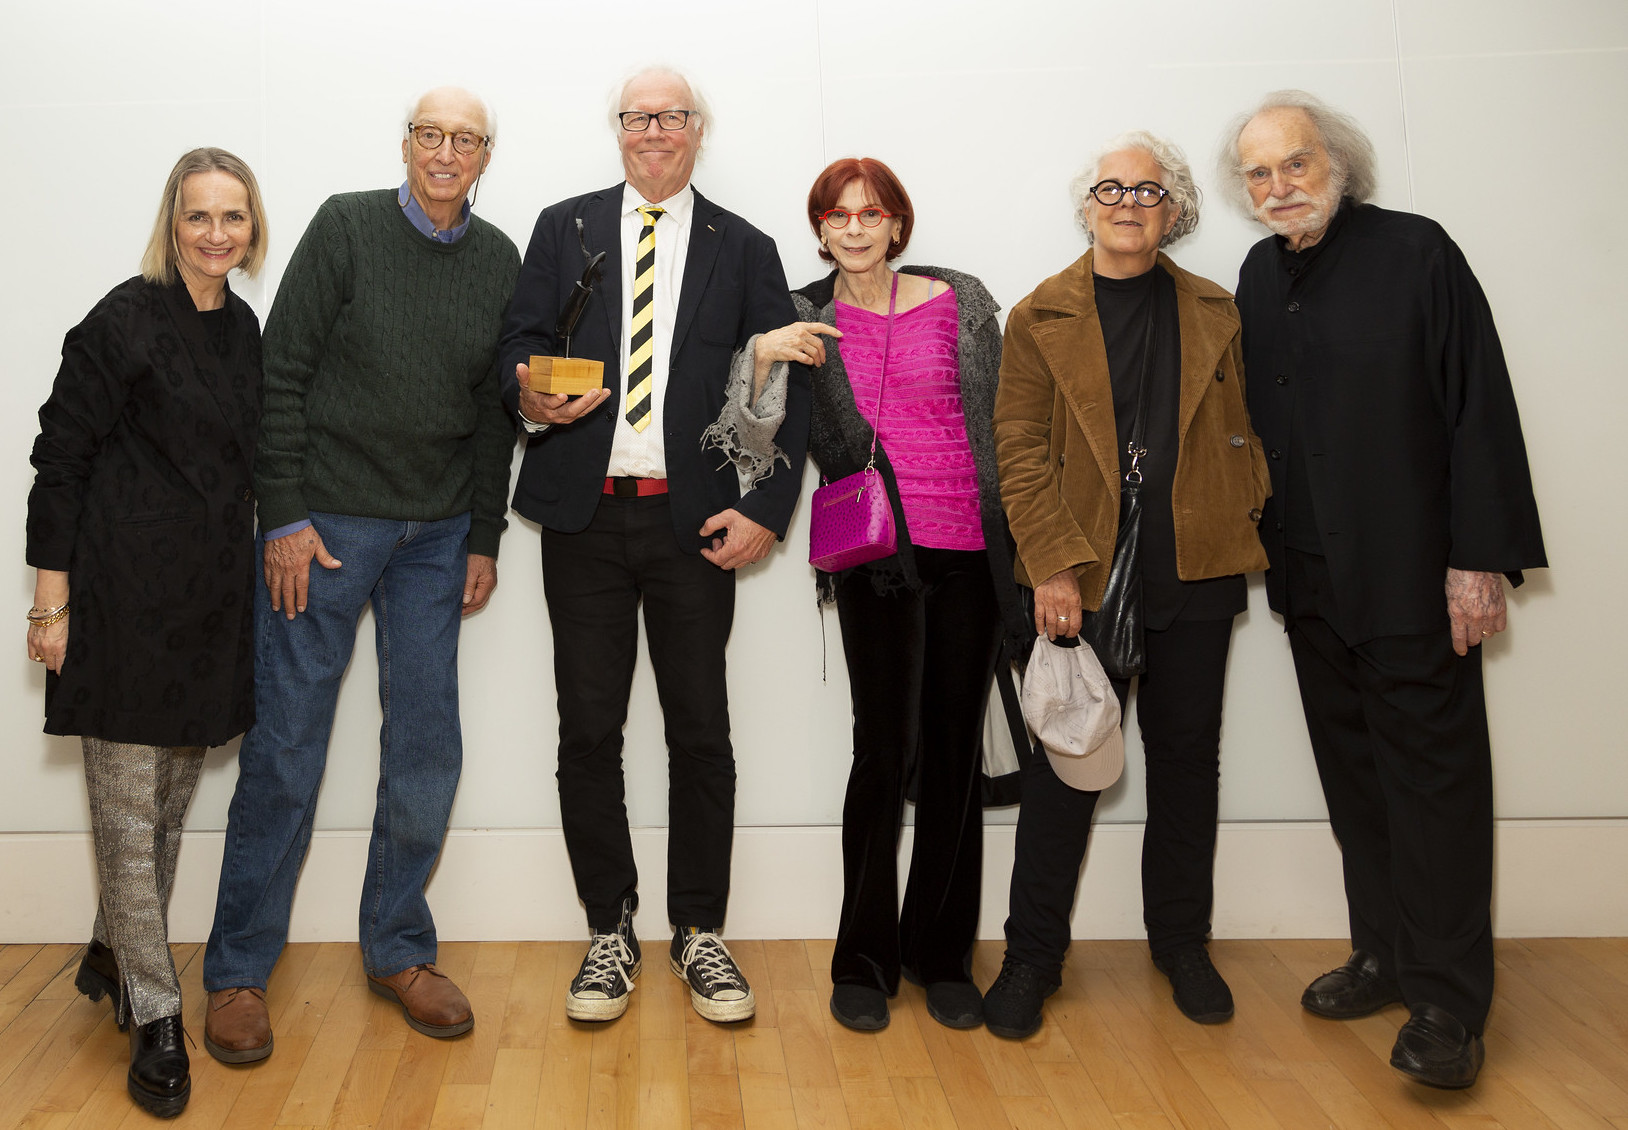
[[1216, 89, 1377, 213], [1069, 130, 1201, 248]]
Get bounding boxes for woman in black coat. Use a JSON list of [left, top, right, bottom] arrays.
[[25, 147, 267, 1119]]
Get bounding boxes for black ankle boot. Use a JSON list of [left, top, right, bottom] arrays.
[[74, 940, 127, 1031], [128, 1014, 190, 1118]]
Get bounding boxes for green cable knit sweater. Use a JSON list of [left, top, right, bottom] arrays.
[[255, 190, 520, 557]]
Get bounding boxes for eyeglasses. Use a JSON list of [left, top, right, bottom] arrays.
[[1088, 180, 1169, 207], [618, 110, 696, 132], [408, 124, 489, 156], [818, 207, 895, 230]]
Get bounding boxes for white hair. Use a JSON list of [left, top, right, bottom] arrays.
[[1068, 130, 1201, 247], [401, 86, 497, 143], [1216, 89, 1377, 214], [606, 64, 712, 156]]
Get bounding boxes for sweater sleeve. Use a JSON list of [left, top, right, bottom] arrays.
[[469, 241, 521, 558], [254, 199, 353, 532]]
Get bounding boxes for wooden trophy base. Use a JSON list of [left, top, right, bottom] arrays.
[[529, 356, 604, 396]]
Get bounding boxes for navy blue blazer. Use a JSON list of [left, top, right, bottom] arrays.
[[498, 183, 808, 551]]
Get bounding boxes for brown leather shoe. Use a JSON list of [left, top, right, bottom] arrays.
[[367, 964, 474, 1038], [203, 987, 272, 1064]]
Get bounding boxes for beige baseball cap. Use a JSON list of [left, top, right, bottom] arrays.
[[1021, 634, 1125, 791]]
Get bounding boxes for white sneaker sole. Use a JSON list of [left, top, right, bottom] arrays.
[[669, 956, 756, 1023]]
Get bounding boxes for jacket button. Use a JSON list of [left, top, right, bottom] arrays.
[[1269, 449, 1281, 460], [1214, 369, 1225, 382], [1249, 508, 1262, 522], [242, 488, 253, 501], [1229, 434, 1245, 448], [1287, 301, 1300, 312], [1275, 374, 1288, 385]]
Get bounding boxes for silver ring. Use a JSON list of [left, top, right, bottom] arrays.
[[1057, 616, 1069, 622]]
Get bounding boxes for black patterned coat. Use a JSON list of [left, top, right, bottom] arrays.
[[27, 277, 261, 746]]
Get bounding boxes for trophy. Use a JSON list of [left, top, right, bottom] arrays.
[[529, 227, 608, 396]]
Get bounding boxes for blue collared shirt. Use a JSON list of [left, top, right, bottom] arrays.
[[397, 180, 471, 242]]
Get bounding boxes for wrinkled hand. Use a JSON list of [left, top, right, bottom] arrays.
[[754, 322, 840, 370], [27, 618, 68, 674], [516, 362, 612, 426], [1446, 567, 1507, 656], [700, 509, 776, 571], [1034, 568, 1082, 641], [463, 554, 497, 616], [265, 526, 342, 619]]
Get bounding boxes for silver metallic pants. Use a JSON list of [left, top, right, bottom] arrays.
[[82, 737, 205, 1027]]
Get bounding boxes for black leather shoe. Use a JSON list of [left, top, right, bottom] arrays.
[[1390, 1003, 1485, 1089], [128, 1014, 190, 1118], [1301, 950, 1402, 1019], [75, 940, 128, 1031], [1152, 945, 1234, 1025]]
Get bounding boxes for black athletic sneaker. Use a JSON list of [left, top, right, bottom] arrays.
[[982, 957, 1060, 1039], [566, 899, 641, 1022], [670, 927, 755, 1023], [1152, 944, 1234, 1025]]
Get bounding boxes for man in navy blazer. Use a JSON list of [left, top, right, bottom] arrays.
[[497, 65, 832, 1026]]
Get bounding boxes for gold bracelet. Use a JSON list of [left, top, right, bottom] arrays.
[[26, 603, 69, 627]]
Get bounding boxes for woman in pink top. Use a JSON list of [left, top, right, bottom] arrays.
[[787, 159, 1032, 1033]]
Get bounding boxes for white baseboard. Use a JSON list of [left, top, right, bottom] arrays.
[[1, 820, 1622, 944]]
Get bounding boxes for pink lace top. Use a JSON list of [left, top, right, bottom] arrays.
[[835, 286, 984, 551]]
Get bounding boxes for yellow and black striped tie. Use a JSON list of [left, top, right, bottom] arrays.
[[625, 205, 665, 432]]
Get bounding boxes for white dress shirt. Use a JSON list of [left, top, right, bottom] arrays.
[[605, 182, 694, 478]]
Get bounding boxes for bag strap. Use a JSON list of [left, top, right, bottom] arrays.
[[1125, 281, 1157, 486], [861, 271, 900, 475]]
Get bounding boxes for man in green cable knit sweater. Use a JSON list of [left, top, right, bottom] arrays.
[[201, 86, 520, 1062]]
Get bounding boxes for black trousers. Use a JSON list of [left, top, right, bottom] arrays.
[[1285, 549, 1494, 1032], [1004, 617, 1235, 977], [831, 547, 1002, 992], [539, 494, 737, 929]]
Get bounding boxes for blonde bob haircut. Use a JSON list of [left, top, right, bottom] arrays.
[[141, 148, 269, 285]]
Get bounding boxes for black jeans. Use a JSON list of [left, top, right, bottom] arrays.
[[1004, 617, 1235, 977], [539, 494, 737, 929], [831, 547, 1002, 992], [1285, 549, 1494, 1032]]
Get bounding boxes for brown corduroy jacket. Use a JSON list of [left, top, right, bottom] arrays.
[[993, 249, 1270, 607]]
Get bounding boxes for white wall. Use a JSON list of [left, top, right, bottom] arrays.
[[2, 0, 1625, 939]]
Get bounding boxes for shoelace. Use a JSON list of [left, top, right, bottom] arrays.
[[576, 934, 635, 992], [679, 933, 745, 991], [992, 960, 1048, 993]]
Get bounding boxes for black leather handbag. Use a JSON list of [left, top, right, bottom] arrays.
[[1077, 298, 1156, 680]]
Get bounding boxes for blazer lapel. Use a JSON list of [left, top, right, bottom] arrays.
[[159, 281, 257, 461], [672, 188, 724, 361], [583, 186, 624, 354]]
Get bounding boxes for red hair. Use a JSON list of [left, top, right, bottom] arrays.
[[807, 157, 914, 263]]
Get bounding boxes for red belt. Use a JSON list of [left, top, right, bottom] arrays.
[[604, 476, 668, 498]]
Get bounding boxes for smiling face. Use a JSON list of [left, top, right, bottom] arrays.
[[1084, 148, 1179, 279], [617, 71, 701, 203], [821, 180, 902, 281], [401, 87, 490, 229], [1237, 106, 1342, 250], [174, 170, 252, 303]]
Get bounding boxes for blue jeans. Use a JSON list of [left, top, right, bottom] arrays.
[[204, 511, 470, 988]]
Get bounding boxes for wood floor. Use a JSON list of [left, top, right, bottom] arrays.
[[2, 937, 1625, 1129]]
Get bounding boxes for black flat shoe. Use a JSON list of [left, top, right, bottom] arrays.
[[75, 940, 127, 1031], [830, 984, 889, 1031], [1390, 1003, 1485, 1089], [128, 1014, 190, 1118]]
